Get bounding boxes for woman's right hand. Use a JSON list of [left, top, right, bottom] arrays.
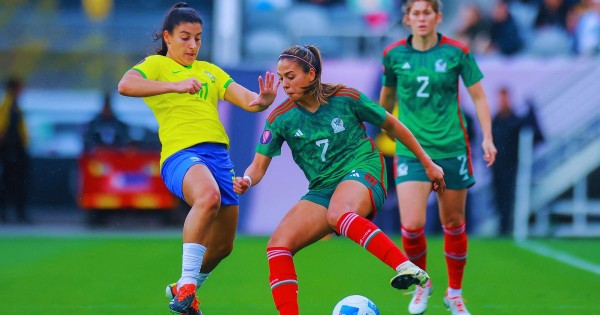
[[174, 78, 203, 95], [233, 176, 251, 195], [425, 161, 446, 192]]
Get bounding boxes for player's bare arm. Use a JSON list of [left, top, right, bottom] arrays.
[[118, 70, 202, 97], [233, 153, 272, 195], [224, 71, 279, 113], [467, 81, 497, 167], [379, 86, 397, 113], [380, 113, 446, 191]]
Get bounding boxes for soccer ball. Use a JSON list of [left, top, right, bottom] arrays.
[[332, 295, 380, 315]]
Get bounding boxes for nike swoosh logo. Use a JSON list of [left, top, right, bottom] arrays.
[[172, 70, 183, 74]]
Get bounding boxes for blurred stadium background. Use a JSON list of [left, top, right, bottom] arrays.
[[1, 0, 598, 238], [1, 0, 599, 314]]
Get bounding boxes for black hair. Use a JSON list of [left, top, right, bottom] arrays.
[[153, 2, 203, 56]]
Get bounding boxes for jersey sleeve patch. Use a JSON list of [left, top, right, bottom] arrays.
[[260, 130, 273, 144]]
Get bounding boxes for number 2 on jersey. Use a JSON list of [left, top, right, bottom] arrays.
[[416, 76, 430, 98]]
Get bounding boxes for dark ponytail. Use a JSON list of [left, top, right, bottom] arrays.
[[153, 2, 203, 56]]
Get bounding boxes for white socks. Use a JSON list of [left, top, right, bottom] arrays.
[[447, 288, 463, 298], [178, 243, 206, 289]]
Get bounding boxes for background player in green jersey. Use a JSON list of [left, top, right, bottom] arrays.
[[379, 1, 498, 314], [118, 3, 279, 314], [234, 45, 445, 315]]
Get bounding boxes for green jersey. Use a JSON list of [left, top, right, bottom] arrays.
[[382, 34, 483, 159], [256, 88, 387, 190]]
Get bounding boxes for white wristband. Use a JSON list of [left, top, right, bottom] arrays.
[[243, 175, 253, 187]]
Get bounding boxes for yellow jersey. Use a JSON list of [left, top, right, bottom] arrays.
[[132, 55, 234, 166]]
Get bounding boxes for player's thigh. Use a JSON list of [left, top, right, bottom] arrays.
[[437, 189, 468, 227], [396, 181, 432, 228], [329, 180, 375, 221], [268, 200, 332, 253], [182, 164, 220, 207]]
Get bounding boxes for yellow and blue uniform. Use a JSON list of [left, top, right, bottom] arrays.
[[132, 55, 238, 204], [133, 55, 234, 166]]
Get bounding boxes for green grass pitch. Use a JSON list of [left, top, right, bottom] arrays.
[[0, 234, 599, 314]]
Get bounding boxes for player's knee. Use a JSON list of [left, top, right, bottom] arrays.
[[266, 235, 294, 251], [190, 190, 221, 214], [326, 211, 343, 229]]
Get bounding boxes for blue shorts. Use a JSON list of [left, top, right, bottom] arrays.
[[161, 143, 239, 206]]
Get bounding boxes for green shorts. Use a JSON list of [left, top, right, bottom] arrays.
[[301, 169, 386, 219], [394, 155, 475, 190]]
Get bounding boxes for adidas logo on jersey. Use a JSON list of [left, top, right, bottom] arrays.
[[294, 129, 304, 137], [402, 62, 411, 69]]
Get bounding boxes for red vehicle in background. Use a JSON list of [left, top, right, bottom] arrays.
[[78, 94, 179, 226], [77, 147, 179, 226]]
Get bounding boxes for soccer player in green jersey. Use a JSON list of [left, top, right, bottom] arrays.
[[234, 45, 446, 315], [379, 1, 498, 314], [117, 3, 279, 314]]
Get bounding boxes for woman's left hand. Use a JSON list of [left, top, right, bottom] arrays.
[[249, 71, 280, 107], [482, 138, 497, 167]]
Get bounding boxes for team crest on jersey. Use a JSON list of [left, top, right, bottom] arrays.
[[260, 130, 272, 144], [331, 116, 345, 133], [397, 163, 408, 177], [204, 71, 216, 83], [435, 59, 447, 73]]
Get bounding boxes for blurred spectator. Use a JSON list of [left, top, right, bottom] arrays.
[[490, 0, 525, 55], [0, 77, 31, 224], [249, 0, 292, 10], [298, 0, 344, 6], [455, 3, 492, 54], [83, 92, 129, 151], [533, 0, 579, 30], [491, 87, 544, 236], [348, 0, 393, 30], [568, 0, 600, 55]]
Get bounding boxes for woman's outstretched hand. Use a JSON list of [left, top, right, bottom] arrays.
[[249, 71, 280, 107]]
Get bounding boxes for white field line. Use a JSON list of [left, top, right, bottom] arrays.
[[517, 240, 600, 276]]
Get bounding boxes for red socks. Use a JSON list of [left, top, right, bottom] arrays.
[[401, 226, 428, 270], [336, 212, 408, 270], [267, 247, 299, 315], [443, 223, 468, 290]]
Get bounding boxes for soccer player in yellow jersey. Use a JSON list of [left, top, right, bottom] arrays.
[[117, 3, 278, 314]]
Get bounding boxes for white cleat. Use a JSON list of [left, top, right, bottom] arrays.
[[444, 294, 471, 315], [407, 280, 432, 314], [391, 261, 430, 290]]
